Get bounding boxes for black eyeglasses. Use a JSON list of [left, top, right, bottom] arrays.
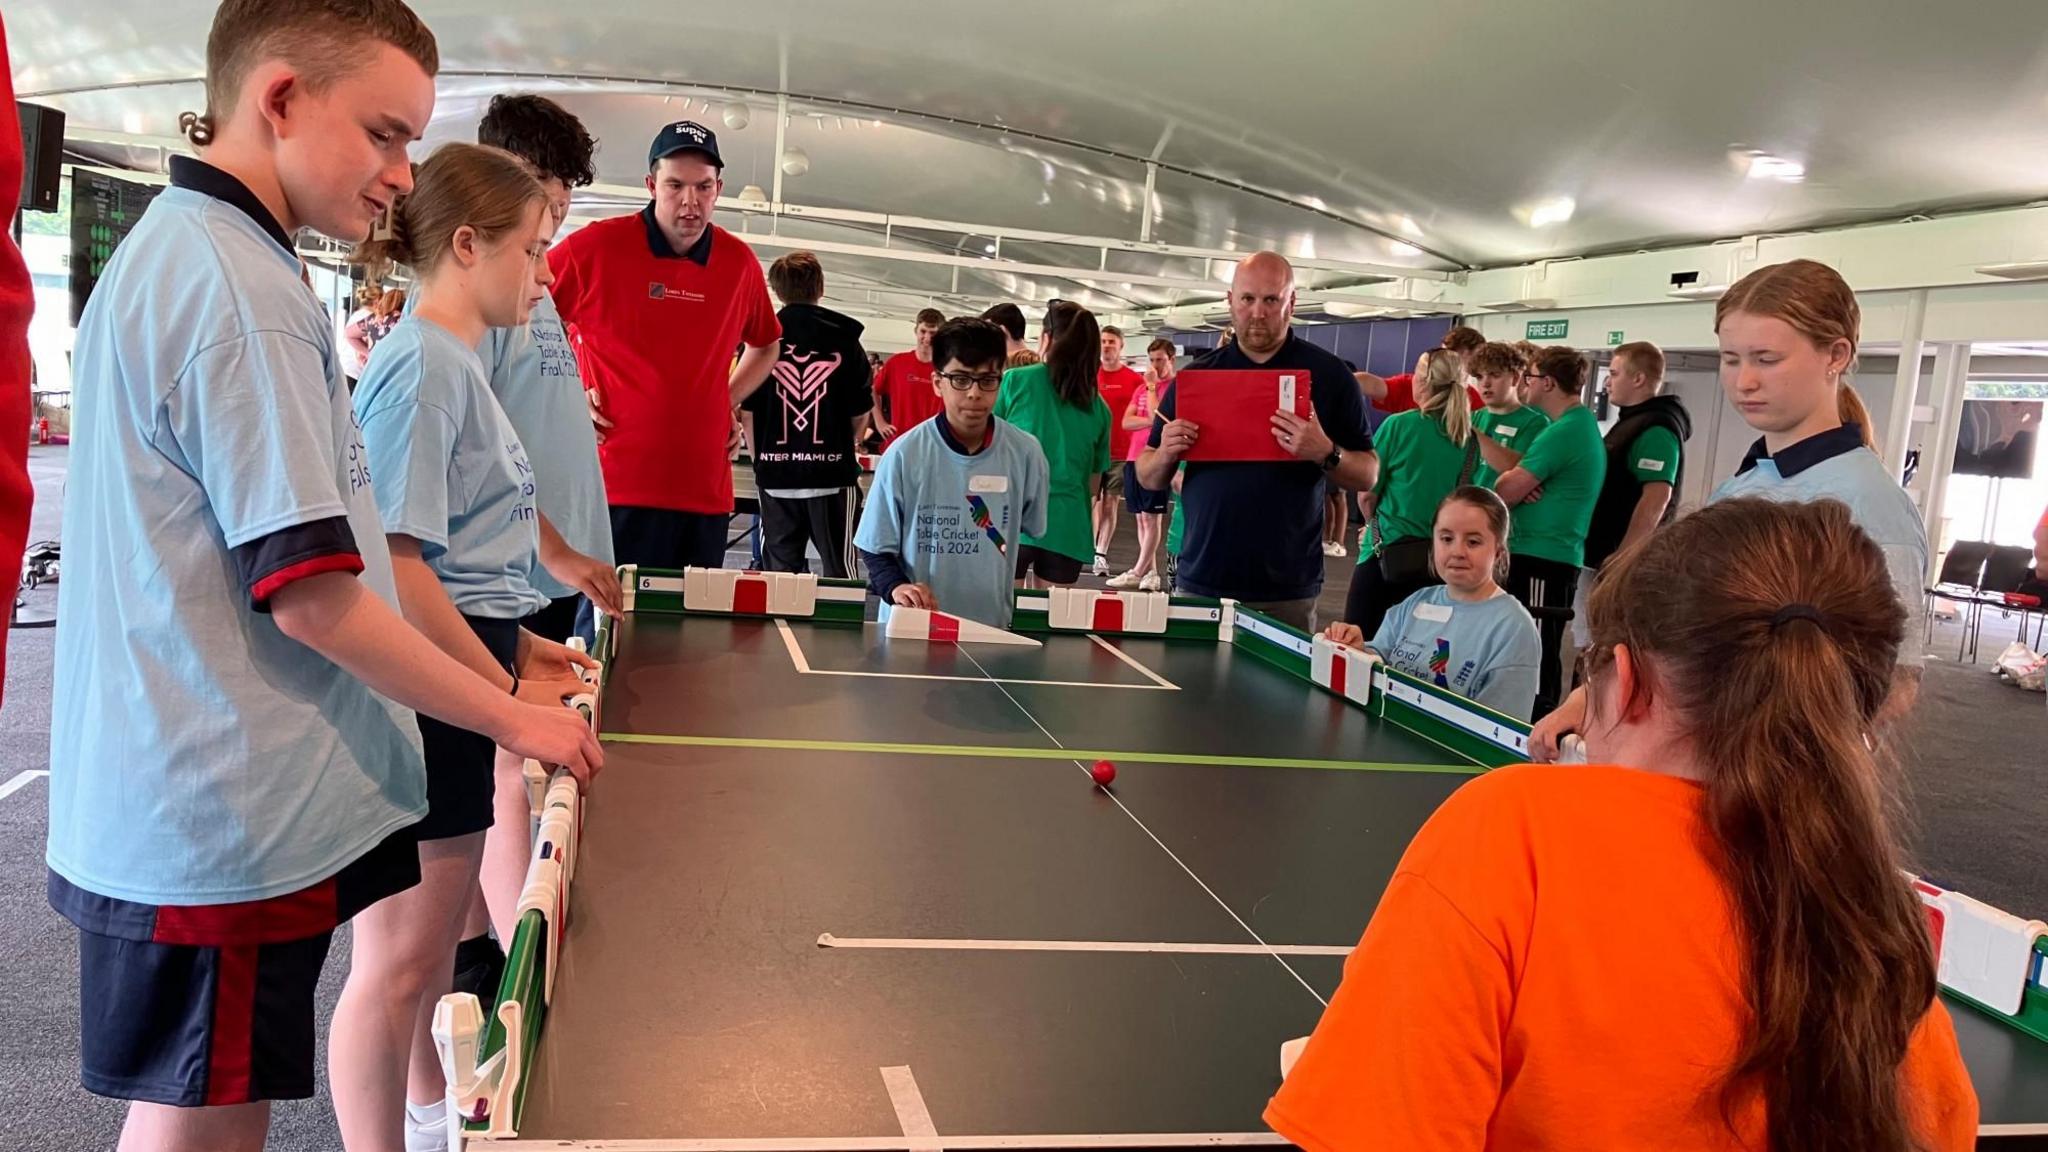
[[937, 370, 1004, 392]]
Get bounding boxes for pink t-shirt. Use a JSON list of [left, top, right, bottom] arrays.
[[1124, 383, 1159, 462]]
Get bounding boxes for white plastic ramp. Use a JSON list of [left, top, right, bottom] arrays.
[[1046, 587, 1170, 634], [884, 606, 1042, 647], [1309, 635, 1376, 705], [683, 567, 820, 616], [1913, 876, 2047, 1014]]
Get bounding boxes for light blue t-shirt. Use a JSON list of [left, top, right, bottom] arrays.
[[1369, 584, 1543, 720], [854, 417, 1049, 629], [48, 183, 426, 905], [414, 287, 613, 601], [355, 316, 549, 619], [481, 290, 611, 599], [1711, 443, 1927, 667]]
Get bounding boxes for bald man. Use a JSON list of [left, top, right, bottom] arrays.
[[1136, 253, 1378, 630]]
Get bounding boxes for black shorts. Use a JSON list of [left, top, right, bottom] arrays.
[[1122, 462, 1169, 515], [415, 614, 520, 841], [1015, 545, 1083, 585], [609, 505, 729, 571], [51, 827, 420, 1106], [522, 595, 582, 644]]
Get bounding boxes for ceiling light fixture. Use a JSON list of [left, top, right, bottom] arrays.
[[1732, 148, 1806, 182], [1666, 284, 1729, 301], [1523, 197, 1576, 228], [780, 147, 810, 177], [723, 102, 751, 130], [1976, 260, 2048, 280]]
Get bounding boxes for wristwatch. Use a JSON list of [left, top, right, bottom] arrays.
[[1321, 447, 1343, 472]]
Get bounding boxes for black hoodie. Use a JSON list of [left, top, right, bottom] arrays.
[[1583, 394, 1693, 569], [741, 302, 873, 490]]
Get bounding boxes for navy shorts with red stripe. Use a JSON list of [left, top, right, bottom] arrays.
[[49, 824, 419, 1106]]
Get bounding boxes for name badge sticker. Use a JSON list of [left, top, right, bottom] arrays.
[[1414, 601, 1454, 623], [969, 474, 1010, 494]]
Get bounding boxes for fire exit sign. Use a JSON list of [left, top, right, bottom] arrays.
[[1526, 318, 1569, 340], [1607, 330, 1625, 346]]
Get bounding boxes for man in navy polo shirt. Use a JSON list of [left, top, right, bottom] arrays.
[[1135, 252, 1379, 631], [549, 121, 781, 572]]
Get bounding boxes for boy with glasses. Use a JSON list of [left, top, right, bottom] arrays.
[[855, 318, 1048, 629]]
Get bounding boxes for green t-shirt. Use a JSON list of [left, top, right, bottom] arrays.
[[994, 363, 1112, 562], [1359, 409, 1474, 565], [1166, 464, 1187, 555], [1472, 405, 1550, 488], [1508, 403, 1607, 567], [1626, 424, 1682, 486]]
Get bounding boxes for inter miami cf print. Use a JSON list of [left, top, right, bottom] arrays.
[[770, 347, 842, 443]]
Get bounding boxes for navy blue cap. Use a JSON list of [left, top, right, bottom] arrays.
[[649, 120, 723, 169]]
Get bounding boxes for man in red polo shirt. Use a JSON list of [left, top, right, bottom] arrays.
[[1092, 325, 1146, 574], [872, 307, 944, 451], [549, 120, 781, 570]]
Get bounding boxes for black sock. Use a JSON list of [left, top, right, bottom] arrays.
[[454, 932, 501, 971]]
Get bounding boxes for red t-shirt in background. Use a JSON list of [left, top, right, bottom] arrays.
[[874, 351, 940, 451], [1377, 371, 1483, 416], [1098, 365, 1145, 459], [548, 212, 780, 514], [0, 16, 35, 695]]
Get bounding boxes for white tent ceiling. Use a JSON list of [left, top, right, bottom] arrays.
[[12, 0, 2048, 334]]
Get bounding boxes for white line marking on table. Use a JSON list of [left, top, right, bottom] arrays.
[[951, 647, 1330, 1010], [0, 770, 48, 802], [880, 1066, 942, 1151], [472, 1134, 1290, 1150], [1086, 635, 1179, 690], [777, 618, 817, 673], [821, 935, 1350, 956], [773, 620, 1174, 691]]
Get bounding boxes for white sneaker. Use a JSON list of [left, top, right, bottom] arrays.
[[1323, 540, 1346, 557], [1139, 573, 1163, 592], [1092, 552, 1110, 577], [1106, 569, 1144, 590], [404, 1098, 448, 1152]]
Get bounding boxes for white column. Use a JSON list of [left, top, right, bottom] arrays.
[[1883, 289, 1928, 471], [1920, 342, 1974, 571]]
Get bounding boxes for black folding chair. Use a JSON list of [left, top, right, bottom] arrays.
[[1963, 545, 2043, 661], [1925, 539, 1992, 657]]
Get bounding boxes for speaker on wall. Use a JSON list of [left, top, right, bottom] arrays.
[[17, 101, 65, 214]]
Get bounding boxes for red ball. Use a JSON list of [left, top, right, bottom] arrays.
[[1090, 760, 1117, 786]]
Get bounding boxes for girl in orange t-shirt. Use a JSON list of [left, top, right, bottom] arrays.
[[1267, 496, 1978, 1152]]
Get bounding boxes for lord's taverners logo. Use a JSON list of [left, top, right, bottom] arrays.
[[648, 283, 707, 303]]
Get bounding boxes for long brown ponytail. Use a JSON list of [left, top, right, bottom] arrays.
[[1042, 300, 1102, 412], [1584, 497, 1935, 1152]]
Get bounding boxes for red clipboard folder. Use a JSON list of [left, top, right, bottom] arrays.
[[1175, 369, 1312, 462]]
